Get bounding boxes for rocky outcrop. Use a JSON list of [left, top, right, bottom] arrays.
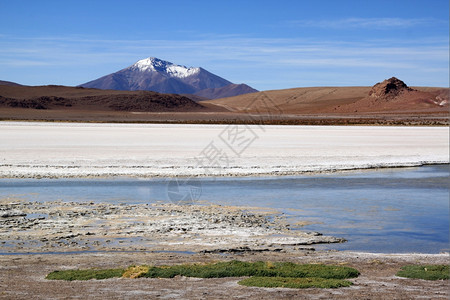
[[334, 77, 449, 112], [368, 77, 414, 100]]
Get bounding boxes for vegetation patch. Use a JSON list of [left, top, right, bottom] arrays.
[[238, 276, 353, 289], [396, 265, 449, 281], [122, 265, 150, 279], [45, 268, 124, 281], [46, 260, 359, 289], [141, 261, 359, 279]]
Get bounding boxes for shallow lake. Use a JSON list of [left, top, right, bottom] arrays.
[[1, 164, 448, 254]]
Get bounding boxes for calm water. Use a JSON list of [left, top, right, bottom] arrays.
[[1, 165, 448, 253]]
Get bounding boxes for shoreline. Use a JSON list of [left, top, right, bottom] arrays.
[[1, 119, 449, 127], [0, 110, 448, 126], [0, 201, 346, 255], [1, 199, 447, 256], [1, 250, 448, 257], [0, 161, 448, 179], [1, 198, 448, 298]]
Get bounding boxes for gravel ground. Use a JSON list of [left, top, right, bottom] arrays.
[[0, 251, 448, 299]]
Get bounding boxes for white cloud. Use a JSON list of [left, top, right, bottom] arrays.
[[287, 18, 442, 29], [0, 59, 51, 66], [0, 34, 448, 89]]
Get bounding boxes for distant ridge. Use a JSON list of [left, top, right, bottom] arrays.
[[194, 83, 258, 100], [0, 80, 447, 125], [0, 84, 206, 112], [79, 57, 257, 98], [0, 80, 22, 86], [333, 77, 449, 112], [203, 77, 448, 114]]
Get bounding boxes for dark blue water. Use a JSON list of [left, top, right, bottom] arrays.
[[0, 164, 448, 253]]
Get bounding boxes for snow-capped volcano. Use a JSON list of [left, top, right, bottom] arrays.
[[79, 57, 244, 95], [131, 57, 200, 78]]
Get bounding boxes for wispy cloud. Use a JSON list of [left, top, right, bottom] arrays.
[[0, 59, 51, 67], [0, 34, 448, 88], [287, 17, 442, 29]]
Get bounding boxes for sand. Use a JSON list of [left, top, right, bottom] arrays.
[[0, 122, 448, 178]]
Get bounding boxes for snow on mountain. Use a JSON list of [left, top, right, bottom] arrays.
[[131, 57, 200, 78], [79, 57, 257, 98]]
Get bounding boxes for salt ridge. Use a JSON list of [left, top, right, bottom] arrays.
[[0, 122, 448, 179]]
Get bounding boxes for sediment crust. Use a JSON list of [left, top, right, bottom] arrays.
[[0, 201, 344, 254], [0, 122, 448, 178]]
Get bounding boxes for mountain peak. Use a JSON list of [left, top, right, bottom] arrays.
[[79, 57, 256, 98], [131, 57, 200, 78]]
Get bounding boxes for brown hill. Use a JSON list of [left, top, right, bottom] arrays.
[[0, 85, 206, 112], [334, 77, 448, 113], [204, 78, 448, 114], [0, 78, 447, 124], [203, 86, 371, 113], [0, 80, 22, 86], [194, 84, 258, 100]]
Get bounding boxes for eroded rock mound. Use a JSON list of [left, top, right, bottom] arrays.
[[333, 77, 448, 113], [368, 77, 414, 100]]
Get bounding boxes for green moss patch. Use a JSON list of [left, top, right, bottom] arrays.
[[396, 265, 449, 280], [238, 276, 353, 289], [122, 265, 150, 279], [45, 260, 359, 289], [45, 268, 124, 281], [142, 261, 359, 279]]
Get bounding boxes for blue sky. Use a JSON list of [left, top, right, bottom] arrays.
[[0, 0, 448, 90]]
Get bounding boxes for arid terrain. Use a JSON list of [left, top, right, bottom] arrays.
[[0, 85, 208, 112], [0, 78, 448, 125], [205, 78, 448, 114]]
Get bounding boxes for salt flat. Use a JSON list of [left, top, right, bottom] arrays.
[[0, 122, 448, 178]]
